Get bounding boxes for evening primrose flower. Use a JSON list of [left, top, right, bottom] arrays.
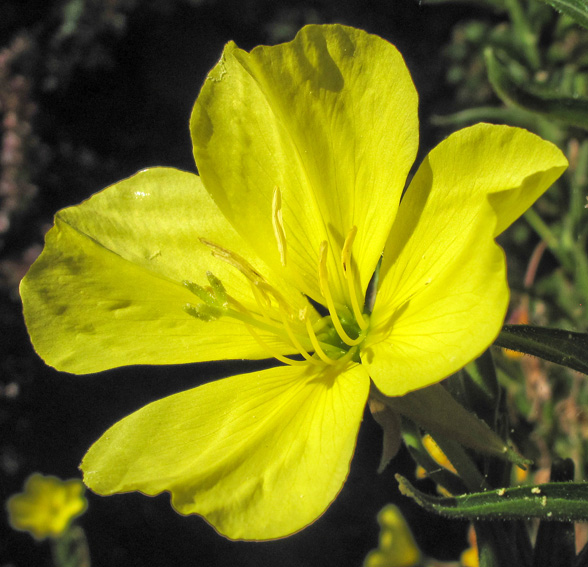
[[7, 474, 87, 540], [20, 25, 567, 540]]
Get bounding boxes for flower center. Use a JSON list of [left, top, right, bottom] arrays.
[[183, 188, 370, 367]]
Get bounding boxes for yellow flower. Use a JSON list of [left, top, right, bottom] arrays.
[[20, 25, 567, 540], [6, 474, 87, 540], [364, 505, 421, 567]]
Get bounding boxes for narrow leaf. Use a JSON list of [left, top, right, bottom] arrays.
[[396, 474, 588, 522], [537, 0, 588, 29], [495, 324, 588, 375]]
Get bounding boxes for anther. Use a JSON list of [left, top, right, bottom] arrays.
[[200, 238, 265, 283], [272, 187, 287, 267]]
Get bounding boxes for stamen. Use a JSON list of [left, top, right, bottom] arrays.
[[338, 344, 360, 365], [279, 309, 321, 365], [244, 323, 307, 366], [272, 187, 287, 267], [341, 226, 369, 331], [249, 281, 273, 323], [200, 238, 265, 283], [304, 311, 338, 365], [256, 280, 296, 318], [248, 280, 319, 364], [318, 242, 363, 347], [226, 291, 315, 363], [224, 295, 286, 337]]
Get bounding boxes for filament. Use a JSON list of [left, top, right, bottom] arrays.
[[244, 323, 307, 366], [318, 242, 363, 347], [304, 313, 338, 365], [341, 226, 369, 331]]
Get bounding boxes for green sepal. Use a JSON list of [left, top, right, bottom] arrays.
[[396, 474, 588, 522], [494, 324, 588, 375], [379, 383, 529, 467], [537, 0, 588, 29], [485, 47, 588, 130]]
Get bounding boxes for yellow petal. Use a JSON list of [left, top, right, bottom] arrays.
[[191, 24, 418, 305], [363, 124, 566, 395], [81, 363, 370, 540], [363, 213, 508, 395], [20, 168, 308, 374]]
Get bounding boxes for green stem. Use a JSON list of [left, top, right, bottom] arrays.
[[524, 207, 572, 271], [569, 140, 588, 239], [503, 0, 540, 69], [51, 525, 91, 567], [573, 238, 588, 309]]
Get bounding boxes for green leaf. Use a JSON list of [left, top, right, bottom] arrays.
[[396, 474, 588, 522], [420, 0, 505, 10], [495, 324, 588, 375], [537, 0, 588, 29], [485, 48, 588, 130]]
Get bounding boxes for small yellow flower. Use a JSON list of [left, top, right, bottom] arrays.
[[6, 473, 87, 540], [364, 505, 421, 567]]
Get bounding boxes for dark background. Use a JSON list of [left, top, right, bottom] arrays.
[[0, 1, 491, 565]]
